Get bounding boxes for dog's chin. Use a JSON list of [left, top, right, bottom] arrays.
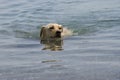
[[50, 35, 61, 38], [55, 34, 61, 38]]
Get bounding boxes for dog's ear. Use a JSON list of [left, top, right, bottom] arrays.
[[40, 27, 46, 40], [61, 27, 63, 32]]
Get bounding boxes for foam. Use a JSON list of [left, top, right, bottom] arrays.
[[61, 27, 73, 38]]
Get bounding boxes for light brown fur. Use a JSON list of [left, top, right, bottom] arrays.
[[40, 23, 63, 40]]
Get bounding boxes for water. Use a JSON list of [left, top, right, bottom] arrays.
[[0, 0, 120, 80]]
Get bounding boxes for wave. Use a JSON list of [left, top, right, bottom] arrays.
[[12, 25, 98, 40], [1, 18, 120, 40], [2, 20, 113, 40], [13, 29, 40, 39]]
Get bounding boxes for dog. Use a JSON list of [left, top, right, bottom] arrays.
[[40, 23, 72, 51], [40, 23, 72, 40]]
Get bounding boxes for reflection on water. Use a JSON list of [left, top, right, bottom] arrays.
[[40, 38, 63, 51]]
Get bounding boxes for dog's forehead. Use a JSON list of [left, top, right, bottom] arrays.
[[54, 24, 62, 28], [59, 25, 62, 27], [47, 24, 62, 28]]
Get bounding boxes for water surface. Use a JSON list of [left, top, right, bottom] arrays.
[[0, 0, 120, 80]]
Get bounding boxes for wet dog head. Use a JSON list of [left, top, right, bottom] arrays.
[[46, 23, 63, 38], [40, 23, 64, 41]]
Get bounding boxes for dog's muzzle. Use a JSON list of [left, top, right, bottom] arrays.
[[55, 31, 61, 38]]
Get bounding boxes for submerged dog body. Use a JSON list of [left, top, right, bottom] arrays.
[[41, 39, 63, 51]]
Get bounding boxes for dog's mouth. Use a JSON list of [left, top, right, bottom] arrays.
[[55, 31, 61, 38], [50, 31, 61, 38]]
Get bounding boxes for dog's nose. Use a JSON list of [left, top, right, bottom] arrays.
[[56, 31, 61, 34], [55, 31, 61, 38]]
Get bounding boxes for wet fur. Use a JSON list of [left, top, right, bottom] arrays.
[[40, 23, 72, 41]]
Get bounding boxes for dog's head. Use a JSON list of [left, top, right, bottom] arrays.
[[40, 23, 64, 41], [46, 23, 63, 38]]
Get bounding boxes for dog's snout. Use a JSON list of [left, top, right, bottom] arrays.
[[56, 31, 61, 34], [55, 31, 61, 38]]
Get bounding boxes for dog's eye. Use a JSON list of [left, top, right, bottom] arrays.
[[59, 27, 62, 29], [49, 26, 54, 29]]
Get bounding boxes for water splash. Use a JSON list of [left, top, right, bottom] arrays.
[[62, 27, 73, 37]]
